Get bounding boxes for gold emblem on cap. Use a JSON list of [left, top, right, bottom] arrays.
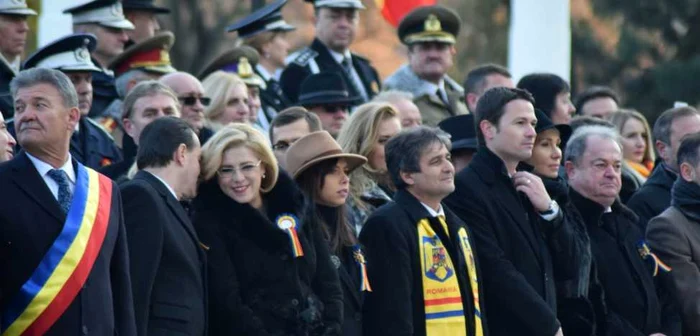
[[237, 57, 253, 78], [161, 50, 171, 63], [424, 14, 442, 33]]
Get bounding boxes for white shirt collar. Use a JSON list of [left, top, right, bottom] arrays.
[[327, 48, 352, 65], [26, 152, 76, 184], [255, 64, 273, 82], [423, 79, 446, 95], [421, 202, 445, 218], [146, 171, 178, 200]]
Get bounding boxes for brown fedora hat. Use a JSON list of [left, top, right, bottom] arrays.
[[285, 131, 367, 178]]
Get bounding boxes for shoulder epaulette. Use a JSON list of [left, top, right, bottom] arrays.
[[291, 48, 319, 67]]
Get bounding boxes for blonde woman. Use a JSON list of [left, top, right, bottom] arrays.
[[192, 124, 342, 336], [336, 102, 402, 233], [201, 71, 250, 130], [610, 109, 656, 202]]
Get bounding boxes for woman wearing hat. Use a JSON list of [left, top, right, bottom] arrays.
[[518, 110, 596, 336], [609, 109, 656, 203], [286, 131, 369, 336], [336, 103, 401, 234], [192, 124, 342, 336], [518, 73, 576, 125], [202, 71, 251, 130]]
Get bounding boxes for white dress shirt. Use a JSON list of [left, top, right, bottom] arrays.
[[421, 202, 446, 218], [26, 153, 76, 200]]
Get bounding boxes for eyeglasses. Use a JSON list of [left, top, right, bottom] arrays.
[[179, 96, 211, 107], [217, 160, 262, 178]]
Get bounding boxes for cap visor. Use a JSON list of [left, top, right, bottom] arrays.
[[0, 8, 37, 16], [61, 65, 103, 73], [123, 5, 171, 14], [99, 20, 136, 30]]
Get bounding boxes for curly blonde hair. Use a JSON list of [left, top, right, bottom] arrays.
[[200, 123, 279, 193]]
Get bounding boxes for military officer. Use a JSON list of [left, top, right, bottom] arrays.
[[7, 34, 123, 170], [122, 0, 170, 45], [280, 0, 381, 105], [0, 0, 37, 118], [226, 0, 295, 124], [383, 5, 469, 126], [64, 0, 135, 119]]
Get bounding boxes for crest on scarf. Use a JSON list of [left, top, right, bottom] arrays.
[[422, 236, 453, 282]]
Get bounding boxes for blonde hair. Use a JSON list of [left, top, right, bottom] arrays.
[[201, 71, 248, 128], [336, 102, 399, 199], [200, 123, 279, 193], [243, 31, 277, 55], [609, 109, 656, 163]]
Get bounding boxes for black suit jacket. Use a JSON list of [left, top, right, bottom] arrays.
[[121, 171, 207, 336], [444, 147, 581, 336], [0, 152, 136, 335], [280, 38, 381, 103], [255, 69, 291, 122], [8, 117, 123, 170], [0, 61, 14, 118], [360, 189, 486, 336]]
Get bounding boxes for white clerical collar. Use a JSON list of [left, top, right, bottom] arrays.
[[146, 171, 178, 200], [327, 48, 352, 65], [421, 202, 445, 218], [26, 152, 76, 184]]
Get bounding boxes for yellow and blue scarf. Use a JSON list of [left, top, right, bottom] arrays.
[[419, 216, 483, 336], [1, 164, 113, 336]]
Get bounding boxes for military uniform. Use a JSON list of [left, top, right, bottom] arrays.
[[0, 0, 37, 118], [384, 5, 468, 126], [281, 38, 381, 104], [63, 0, 135, 118], [226, 0, 296, 124], [10, 34, 123, 170]]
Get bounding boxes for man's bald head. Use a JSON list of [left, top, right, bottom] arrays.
[[160, 72, 208, 132]]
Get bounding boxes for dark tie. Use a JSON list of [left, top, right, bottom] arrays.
[[47, 169, 72, 214], [436, 88, 449, 106], [341, 57, 367, 101]]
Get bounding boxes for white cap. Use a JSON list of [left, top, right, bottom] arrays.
[[0, 0, 37, 16], [65, 1, 134, 30]]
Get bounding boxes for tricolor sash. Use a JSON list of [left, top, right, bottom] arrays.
[[418, 216, 483, 336], [1, 163, 113, 336]]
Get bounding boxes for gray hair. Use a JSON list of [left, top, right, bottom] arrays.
[[115, 69, 152, 98], [564, 125, 622, 166], [122, 80, 180, 119], [372, 90, 414, 104], [653, 106, 700, 145], [385, 126, 451, 189], [10, 68, 78, 108]]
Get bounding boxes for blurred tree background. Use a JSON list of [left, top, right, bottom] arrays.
[[154, 0, 699, 124]]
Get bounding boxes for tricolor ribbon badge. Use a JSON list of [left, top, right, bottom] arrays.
[[277, 214, 304, 258], [637, 240, 671, 276], [353, 245, 372, 292]]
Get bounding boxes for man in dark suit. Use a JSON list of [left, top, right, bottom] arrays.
[[8, 33, 123, 169], [0, 68, 135, 335], [120, 117, 206, 335], [445, 87, 580, 336], [565, 125, 679, 335], [280, 0, 381, 104], [0, 0, 37, 118], [361, 126, 486, 336]]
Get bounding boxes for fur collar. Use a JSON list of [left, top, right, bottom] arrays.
[[383, 64, 464, 98], [194, 169, 311, 251]]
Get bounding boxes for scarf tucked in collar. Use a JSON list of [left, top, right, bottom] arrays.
[[671, 177, 700, 222]]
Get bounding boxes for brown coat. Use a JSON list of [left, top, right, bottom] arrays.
[[647, 206, 700, 335]]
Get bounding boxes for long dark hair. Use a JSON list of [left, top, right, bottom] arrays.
[[296, 158, 357, 254]]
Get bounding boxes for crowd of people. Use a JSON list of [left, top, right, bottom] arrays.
[[1, 0, 700, 335]]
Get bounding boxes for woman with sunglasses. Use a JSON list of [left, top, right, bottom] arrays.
[[193, 124, 342, 336], [286, 131, 369, 336]]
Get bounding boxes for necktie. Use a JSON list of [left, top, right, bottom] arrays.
[[436, 88, 449, 106], [341, 57, 368, 102], [47, 169, 72, 214]]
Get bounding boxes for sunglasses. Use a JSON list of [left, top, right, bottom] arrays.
[[179, 96, 211, 107]]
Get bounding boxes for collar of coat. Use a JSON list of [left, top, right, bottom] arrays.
[[568, 187, 638, 228], [393, 188, 462, 228], [463, 146, 512, 185], [644, 161, 677, 190], [194, 168, 310, 248], [383, 64, 464, 99]]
